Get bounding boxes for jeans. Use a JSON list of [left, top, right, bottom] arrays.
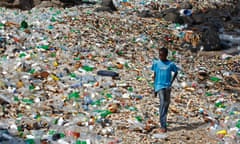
[[157, 87, 171, 129]]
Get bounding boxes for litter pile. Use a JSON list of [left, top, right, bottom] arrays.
[[0, 1, 239, 144]]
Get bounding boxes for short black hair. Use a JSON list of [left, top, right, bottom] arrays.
[[159, 47, 168, 56]]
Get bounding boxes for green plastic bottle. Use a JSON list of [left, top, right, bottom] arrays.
[[210, 76, 221, 82], [22, 99, 34, 104], [25, 139, 35, 144], [100, 110, 112, 118], [135, 116, 143, 122], [236, 120, 240, 128], [82, 65, 94, 72], [76, 140, 87, 144], [68, 92, 80, 99], [20, 20, 28, 29]]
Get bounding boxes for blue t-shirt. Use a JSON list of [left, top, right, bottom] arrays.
[[151, 59, 179, 92]]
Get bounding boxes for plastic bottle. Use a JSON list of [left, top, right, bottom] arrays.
[[20, 20, 28, 29], [179, 9, 192, 16], [76, 139, 91, 144], [81, 65, 94, 72], [100, 110, 112, 118], [210, 76, 221, 83], [152, 133, 168, 139], [68, 92, 80, 100]]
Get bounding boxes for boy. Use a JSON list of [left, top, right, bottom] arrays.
[[151, 47, 179, 132]]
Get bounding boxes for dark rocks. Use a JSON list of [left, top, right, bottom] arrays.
[[191, 14, 206, 24], [95, 0, 119, 13], [158, 8, 185, 24], [0, 0, 35, 10], [205, 9, 232, 22], [94, 6, 113, 13], [232, 1, 240, 16], [200, 27, 221, 51], [181, 16, 194, 25], [0, 0, 97, 10], [60, 0, 97, 7], [0, 0, 58, 10], [137, 10, 154, 18], [179, 1, 192, 9], [34, 0, 64, 8], [184, 24, 222, 52]]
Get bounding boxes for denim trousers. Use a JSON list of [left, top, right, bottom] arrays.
[[157, 88, 171, 129]]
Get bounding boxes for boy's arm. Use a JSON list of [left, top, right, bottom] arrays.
[[153, 72, 157, 97], [171, 71, 178, 86], [153, 72, 155, 81]]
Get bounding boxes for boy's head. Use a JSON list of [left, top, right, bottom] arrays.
[[159, 47, 168, 61]]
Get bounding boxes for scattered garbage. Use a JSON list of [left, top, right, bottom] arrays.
[[0, 1, 239, 144]]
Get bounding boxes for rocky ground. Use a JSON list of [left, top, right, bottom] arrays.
[[0, 1, 239, 144]]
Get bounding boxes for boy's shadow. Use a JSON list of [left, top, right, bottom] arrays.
[[167, 121, 207, 131]]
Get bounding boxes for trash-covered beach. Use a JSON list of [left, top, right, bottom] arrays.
[[0, 0, 239, 143]]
